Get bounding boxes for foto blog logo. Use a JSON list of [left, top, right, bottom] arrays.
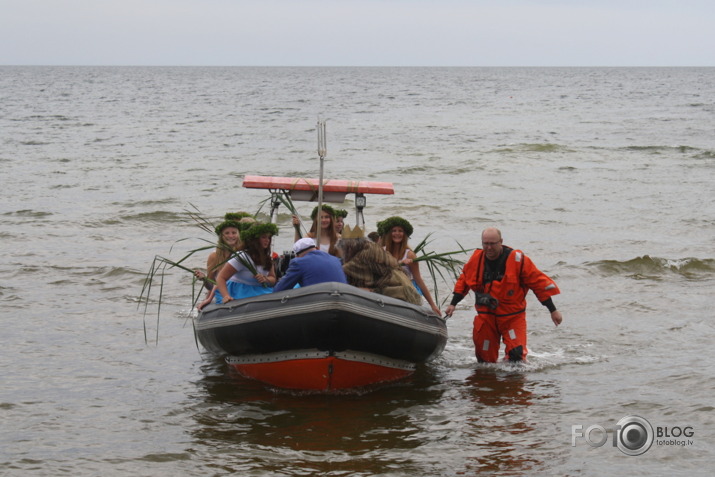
[[571, 415, 694, 456]]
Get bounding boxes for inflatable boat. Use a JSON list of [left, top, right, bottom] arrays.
[[195, 281, 448, 391]]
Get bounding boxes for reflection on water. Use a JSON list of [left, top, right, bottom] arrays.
[[185, 357, 566, 476], [455, 366, 565, 476], [189, 358, 450, 475], [464, 367, 536, 407]]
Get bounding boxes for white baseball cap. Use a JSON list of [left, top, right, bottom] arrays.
[[292, 237, 317, 255]]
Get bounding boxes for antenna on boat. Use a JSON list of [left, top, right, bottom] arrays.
[[316, 118, 327, 247]]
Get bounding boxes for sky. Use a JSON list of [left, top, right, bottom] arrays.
[[2, 0, 713, 67]]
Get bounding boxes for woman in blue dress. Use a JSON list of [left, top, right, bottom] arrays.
[[207, 222, 278, 306]]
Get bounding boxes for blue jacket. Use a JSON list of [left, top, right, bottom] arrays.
[[273, 249, 347, 292]]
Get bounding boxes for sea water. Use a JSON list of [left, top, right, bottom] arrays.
[[1, 66, 714, 476]]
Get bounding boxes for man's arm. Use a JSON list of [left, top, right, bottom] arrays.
[[273, 261, 302, 292]]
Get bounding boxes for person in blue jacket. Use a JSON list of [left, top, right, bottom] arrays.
[[273, 238, 347, 292]]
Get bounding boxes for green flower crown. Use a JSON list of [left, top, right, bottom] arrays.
[[334, 208, 348, 218], [237, 219, 256, 232], [224, 211, 253, 221], [376, 216, 414, 238], [310, 204, 337, 220], [215, 212, 256, 235], [240, 222, 279, 242], [214, 220, 242, 235]]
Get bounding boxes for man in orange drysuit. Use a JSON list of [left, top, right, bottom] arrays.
[[444, 227, 563, 362]]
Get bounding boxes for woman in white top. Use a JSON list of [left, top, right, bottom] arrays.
[[292, 204, 341, 257], [198, 223, 278, 309], [377, 216, 441, 317]]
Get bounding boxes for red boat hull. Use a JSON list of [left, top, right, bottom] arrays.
[[198, 282, 447, 392], [226, 352, 415, 391]]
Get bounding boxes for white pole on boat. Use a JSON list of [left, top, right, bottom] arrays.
[[316, 119, 327, 248]]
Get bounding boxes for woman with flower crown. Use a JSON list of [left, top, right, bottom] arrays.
[[197, 222, 278, 309], [377, 216, 442, 316], [291, 204, 341, 257], [334, 208, 348, 235], [194, 212, 254, 292]]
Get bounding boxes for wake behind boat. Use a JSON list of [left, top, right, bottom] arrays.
[[195, 281, 447, 391]]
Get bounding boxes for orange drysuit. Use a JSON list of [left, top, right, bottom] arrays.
[[452, 247, 560, 362]]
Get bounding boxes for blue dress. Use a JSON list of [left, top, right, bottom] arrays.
[[215, 252, 273, 303]]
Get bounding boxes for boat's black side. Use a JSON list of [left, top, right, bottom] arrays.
[[195, 281, 448, 364]]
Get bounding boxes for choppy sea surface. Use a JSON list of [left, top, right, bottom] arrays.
[[1, 66, 714, 476]]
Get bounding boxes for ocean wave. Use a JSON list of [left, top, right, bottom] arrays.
[[1, 209, 54, 219], [0, 285, 21, 302], [622, 145, 703, 155], [44, 264, 140, 276], [586, 255, 715, 280], [19, 140, 51, 146], [694, 150, 715, 159], [492, 143, 571, 153], [117, 210, 187, 224]]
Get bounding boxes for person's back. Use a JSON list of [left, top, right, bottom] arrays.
[[340, 238, 422, 306], [291, 250, 347, 286], [273, 238, 347, 292]]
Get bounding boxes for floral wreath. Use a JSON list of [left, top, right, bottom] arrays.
[[334, 208, 348, 218], [236, 217, 257, 232], [214, 220, 242, 235], [240, 222, 279, 242], [310, 204, 337, 220], [376, 216, 413, 238], [224, 211, 253, 221]]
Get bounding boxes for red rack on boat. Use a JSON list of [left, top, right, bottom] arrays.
[[242, 175, 394, 202]]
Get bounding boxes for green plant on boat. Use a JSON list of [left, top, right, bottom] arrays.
[[255, 189, 307, 237], [411, 232, 473, 307], [139, 239, 215, 345], [139, 205, 260, 344], [184, 202, 217, 236]]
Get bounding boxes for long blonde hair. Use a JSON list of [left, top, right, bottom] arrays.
[[213, 227, 241, 274], [380, 230, 409, 262]]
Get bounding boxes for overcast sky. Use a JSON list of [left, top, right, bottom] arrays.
[[2, 0, 713, 66]]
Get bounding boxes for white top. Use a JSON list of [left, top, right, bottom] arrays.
[[400, 249, 414, 280], [227, 252, 269, 285]]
